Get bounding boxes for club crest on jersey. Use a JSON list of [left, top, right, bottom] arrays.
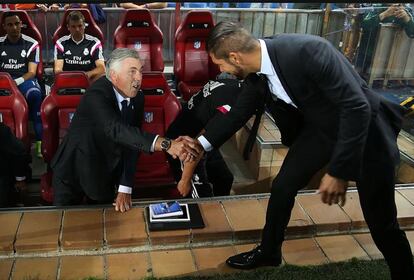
[[83, 48, 89, 55], [144, 112, 153, 123], [194, 40, 201, 49], [21, 49, 26, 57], [134, 41, 142, 50]]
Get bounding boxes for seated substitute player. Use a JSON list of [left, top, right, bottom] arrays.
[[0, 12, 43, 157], [54, 11, 105, 82], [166, 74, 262, 198]]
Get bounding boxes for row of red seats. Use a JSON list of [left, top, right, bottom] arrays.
[[0, 8, 220, 101], [0, 71, 182, 203]]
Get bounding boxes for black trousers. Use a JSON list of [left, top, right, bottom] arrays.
[[261, 116, 413, 279], [53, 175, 114, 206]]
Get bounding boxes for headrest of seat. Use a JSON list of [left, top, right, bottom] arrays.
[[121, 9, 155, 28], [0, 72, 19, 95], [176, 11, 214, 39], [53, 71, 90, 94], [0, 10, 42, 42]]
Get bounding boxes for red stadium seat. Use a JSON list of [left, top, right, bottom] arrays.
[[114, 9, 164, 72], [52, 8, 104, 46], [135, 72, 181, 198], [174, 11, 219, 101], [0, 72, 29, 148], [40, 71, 90, 203], [0, 10, 44, 81]]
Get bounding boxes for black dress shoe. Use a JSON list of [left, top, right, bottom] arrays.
[[226, 246, 281, 269]]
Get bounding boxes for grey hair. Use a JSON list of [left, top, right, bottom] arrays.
[[105, 48, 141, 80]]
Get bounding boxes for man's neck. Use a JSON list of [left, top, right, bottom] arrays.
[[250, 42, 262, 73], [6, 34, 21, 44], [71, 35, 84, 43]]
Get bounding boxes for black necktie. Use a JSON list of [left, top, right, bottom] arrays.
[[243, 74, 272, 160], [121, 99, 129, 123]]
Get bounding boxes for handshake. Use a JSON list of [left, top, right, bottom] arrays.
[[156, 136, 204, 162]]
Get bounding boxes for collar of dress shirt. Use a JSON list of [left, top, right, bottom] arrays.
[[113, 87, 130, 110], [257, 39, 274, 76]]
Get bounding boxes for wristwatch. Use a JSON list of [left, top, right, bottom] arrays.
[[160, 138, 172, 152]]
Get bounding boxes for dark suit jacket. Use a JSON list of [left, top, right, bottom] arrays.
[[0, 123, 28, 180], [0, 123, 29, 206], [203, 34, 407, 181], [51, 76, 156, 201]]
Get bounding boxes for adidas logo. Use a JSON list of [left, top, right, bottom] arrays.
[[65, 50, 72, 55], [1, 51, 6, 56]]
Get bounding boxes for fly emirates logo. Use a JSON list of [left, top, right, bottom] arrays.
[[1, 58, 25, 70]]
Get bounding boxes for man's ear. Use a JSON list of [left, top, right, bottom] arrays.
[[109, 70, 117, 83], [228, 52, 240, 64]]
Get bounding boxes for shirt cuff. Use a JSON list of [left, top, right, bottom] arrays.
[[197, 135, 213, 152], [15, 176, 26, 181], [118, 185, 132, 194], [150, 135, 159, 152]]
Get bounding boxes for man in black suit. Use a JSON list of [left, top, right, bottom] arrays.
[[0, 123, 29, 207], [51, 48, 200, 212], [197, 21, 413, 279]]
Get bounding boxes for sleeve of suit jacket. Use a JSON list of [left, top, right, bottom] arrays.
[[303, 38, 372, 181], [82, 84, 156, 154], [202, 74, 265, 148]]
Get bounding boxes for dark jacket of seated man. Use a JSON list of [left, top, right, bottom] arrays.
[[166, 75, 262, 198], [0, 123, 30, 207]]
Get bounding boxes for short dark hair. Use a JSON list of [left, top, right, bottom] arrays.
[[2, 12, 20, 24], [66, 11, 85, 24], [206, 21, 258, 59]]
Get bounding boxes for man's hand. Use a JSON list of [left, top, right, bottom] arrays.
[[113, 192, 132, 212], [394, 6, 410, 23], [177, 179, 191, 197], [167, 136, 203, 161], [317, 173, 348, 206]]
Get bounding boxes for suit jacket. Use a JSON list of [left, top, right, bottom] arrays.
[[51, 76, 156, 201], [0, 123, 28, 181], [203, 34, 407, 181]]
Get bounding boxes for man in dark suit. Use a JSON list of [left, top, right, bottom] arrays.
[[0, 123, 29, 207], [51, 48, 200, 212], [197, 21, 413, 279]]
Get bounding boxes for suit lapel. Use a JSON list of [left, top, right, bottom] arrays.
[[264, 38, 300, 107]]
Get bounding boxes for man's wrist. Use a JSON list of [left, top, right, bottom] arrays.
[[160, 137, 172, 152], [14, 77, 24, 86], [118, 185, 132, 194]]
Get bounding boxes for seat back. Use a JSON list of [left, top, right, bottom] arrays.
[[41, 71, 89, 163], [174, 11, 219, 100], [114, 9, 164, 72], [0, 72, 29, 148], [135, 72, 181, 187], [52, 8, 104, 46], [0, 10, 43, 81]]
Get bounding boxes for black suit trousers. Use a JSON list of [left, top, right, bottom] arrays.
[[261, 105, 413, 279]]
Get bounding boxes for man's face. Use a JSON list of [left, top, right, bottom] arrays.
[[3, 16, 22, 39], [210, 53, 249, 79], [111, 57, 143, 98], [67, 19, 85, 40]]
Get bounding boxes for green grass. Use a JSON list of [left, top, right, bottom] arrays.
[[145, 258, 392, 280]]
